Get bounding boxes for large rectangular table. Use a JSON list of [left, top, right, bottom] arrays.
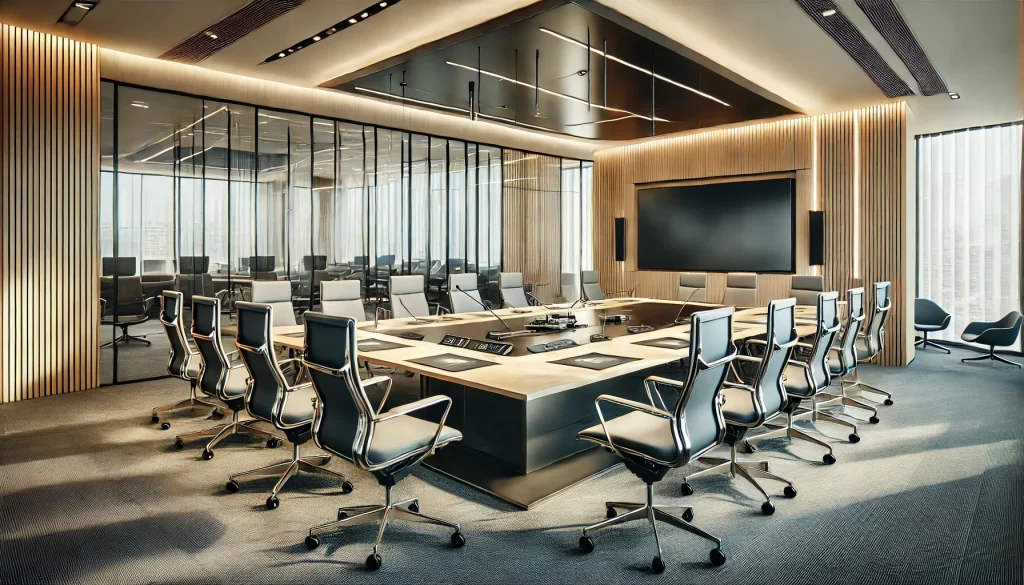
[[267, 299, 815, 509]]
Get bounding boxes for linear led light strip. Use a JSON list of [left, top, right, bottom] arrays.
[[446, 61, 668, 122], [538, 27, 731, 108], [137, 106, 230, 161], [354, 87, 554, 132]]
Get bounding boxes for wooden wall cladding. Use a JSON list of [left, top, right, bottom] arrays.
[[502, 150, 562, 303], [0, 25, 100, 402], [593, 105, 910, 365]]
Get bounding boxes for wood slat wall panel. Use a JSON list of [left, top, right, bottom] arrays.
[[593, 106, 910, 365], [0, 25, 100, 403], [502, 150, 562, 303]]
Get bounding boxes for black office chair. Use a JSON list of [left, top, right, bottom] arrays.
[[150, 290, 220, 429], [848, 281, 894, 406], [227, 302, 355, 510], [301, 312, 465, 571], [173, 296, 281, 458], [961, 311, 1023, 368], [822, 287, 880, 425], [914, 298, 952, 353], [681, 298, 799, 515], [100, 276, 156, 348], [745, 291, 851, 461], [575, 307, 737, 572]]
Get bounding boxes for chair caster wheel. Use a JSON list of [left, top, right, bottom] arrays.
[[869, 416, 880, 424], [174, 439, 185, 450], [337, 510, 348, 520], [341, 481, 354, 494], [202, 449, 214, 460], [408, 501, 419, 513], [651, 556, 665, 574], [161, 421, 171, 430], [266, 438, 281, 449], [605, 507, 617, 519], [884, 399, 893, 406], [849, 433, 861, 444], [450, 531, 466, 548], [761, 501, 775, 515], [304, 535, 320, 549], [743, 441, 757, 454], [366, 553, 382, 570], [225, 480, 239, 493], [680, 482, 694, 496], [579, 535, 595, 554], [211, 410, 226, 420], [783, 485, 797, 498], [823, 453, 837, 465], [682, 508, 694, 522], [266, 496, 279, 510], [151, 415, 160, 424], [710, 548, 727, 566], [403, 370, 415, 378]]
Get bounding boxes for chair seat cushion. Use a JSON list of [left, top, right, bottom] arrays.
[[720, 386, 759, 425], [961, 332, 981, 343], [578, 411, 677, 462], [854, 338, 873, 361], [782, 364, 815, 397], [186, 361, 201, 380], [915, 323, 946, 332], [366, 415, 462, 465], [280, 386, 317, 427], [223, 368, 248, 399]]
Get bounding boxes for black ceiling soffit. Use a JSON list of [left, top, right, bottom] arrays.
[[58, 0, 100, 26], [158, 0, 305, 65], [324, 1, 796, 141], [853, 0, 947, 96], [262, 0, 402, 64], [792, 0, 914, 98]]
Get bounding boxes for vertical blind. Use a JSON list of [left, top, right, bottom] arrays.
[[917, 123, 1022, 346]]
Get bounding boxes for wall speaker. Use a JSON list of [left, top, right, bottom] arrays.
[[614, 217, 626, 262], [809, 211, 825, 266]]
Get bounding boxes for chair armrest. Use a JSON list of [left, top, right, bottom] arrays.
[[362, 376, 393, 414], [723, 381, 755, 392], [594, 394, 676, 463], [787, 359, 810, 370], [642, 375, 688, 410], [734, 354, 762, 363], [368, 395, 453, 469], [142, 296, 157, 314], [432, 303, 451, 315]]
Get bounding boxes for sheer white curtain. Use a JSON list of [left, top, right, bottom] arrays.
[[917, 123, 1022, 346], [560, 161, 594, 277]]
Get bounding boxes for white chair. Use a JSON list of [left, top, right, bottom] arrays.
[[321, 280, 366, 322], [790, 275, 824, 306], [389, 274, 434, 318], [581, 270, 604, 301], [560, 273, 580, 303], [678, 273, 708, 302], [722, 273, 757, 307], [449, 273, 486, 313], [250, 281, 296, 326], [499, 272, 537, 308]]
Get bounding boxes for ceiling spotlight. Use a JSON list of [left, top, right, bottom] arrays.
[[349, 18, 357, 23], [278, 52, 285, 58], [380, 1, 387, 6], [205, 31, 218, 39], [949, 92, 961, 100], [130, 102, 149, 109], [361, 12, 369, 18], [312, 35, 321, 41], [288, 48, 294, 52], [821, 8, 837, 16], [74, 2, 93, 9]]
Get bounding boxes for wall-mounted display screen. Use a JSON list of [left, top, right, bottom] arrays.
[[637, 177, 796, 273]]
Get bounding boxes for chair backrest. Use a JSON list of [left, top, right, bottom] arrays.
[[253, 271, 279, 281], [723, 273, 758, 307], [805, 291, 842, 391], [561, 273, 580, 303], [250, 281, 296, 326], [190, 296, 232, 400], [790, 275, 824, 306], [499, 272, 530, 308], [303, 255, 327, 271], [672, 307, 736, 465], [449, 272, 484, 313], [678, 272, 707, 302], [235, 302, 290, 426], [750, 298, 799, 418], [390, 274, 430, 318], [303, 312, 374, 464], [114, 276, 147, 315], [321, 280, 366, 321], [581, 270, 604, 301], [835, 287, 866, 375], [160, 290, 196, 380], [914, 298, 950, 327], [862, 281, 891, 358]]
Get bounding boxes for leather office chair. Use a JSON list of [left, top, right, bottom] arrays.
[[300, 313, 465, 570], [250, 281, 297, 326], [150, 290, 220, 429], [914, 298, 952, 353], [723, 273, 758, 307], [449, 272, 488, 313], [961, 311, 1023, 368], [100, 276, 156, 348], [745, 291, 850, 460], [581, 270, 605, 301], [388, 274, 445, 318], [321, 280, 366, 321], [790, 275, 824, 306], [253, 271, 280, 282], [227, 302, 354, 510], [499, 272, 540, 309], [681, 298, 799, 515], [848, 281, 894, 405], [821, 287, 880, 425], [560, 273, 580, 303], [678, 272, 708, 302], [576, 307, 737, 572], [173, 296, 280, 458]]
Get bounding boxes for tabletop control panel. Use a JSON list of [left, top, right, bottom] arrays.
[[440, 334, 514, 356], [527, 339, 580, 354]]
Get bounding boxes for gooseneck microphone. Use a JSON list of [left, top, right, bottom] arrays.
[[673, 288, 700, 325], [455, 286, 512, 332], [395, 294, 433, 323]]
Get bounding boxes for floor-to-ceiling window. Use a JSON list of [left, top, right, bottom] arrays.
[[917, 122, 1022, 349]]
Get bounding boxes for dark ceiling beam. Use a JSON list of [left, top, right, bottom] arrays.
[[159, 0, 306, 65], [853, 0, 948, 96], [792, 0, 914, 98]]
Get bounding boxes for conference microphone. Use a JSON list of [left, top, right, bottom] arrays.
[[455, 286, 513, 338], [673, 288, 700, 325], [395, 294, 434, 323]]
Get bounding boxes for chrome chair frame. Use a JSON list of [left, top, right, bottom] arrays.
[[151, 290, 221, 428], [844, 282, 894, 405], [819, 287, 880, 424]]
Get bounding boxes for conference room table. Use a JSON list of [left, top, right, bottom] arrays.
[[245, 299, 817, 509]]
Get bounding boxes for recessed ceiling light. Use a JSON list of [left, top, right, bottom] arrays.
[[821, 9, 837, 16], [361, 12, 369, 18], [349, 18, 357, 24], [130, 102, 149, 108], [949, 92, 961, 100], [74, 2, 93, 9], [379, 1, 387, 6], [312, 35, 321, 41], [288, 48, 294, 52], [278, 52, 285, 58]]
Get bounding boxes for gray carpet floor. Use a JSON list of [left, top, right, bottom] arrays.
[[1, 347, 1022, 584]]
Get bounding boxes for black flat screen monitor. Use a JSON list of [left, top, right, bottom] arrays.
[[102, 257, 137, 276], [179, 256, 210, 274], [637, 178, 796, 273]]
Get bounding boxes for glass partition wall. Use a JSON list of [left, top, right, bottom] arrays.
[[99, 82, 592, 384]]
